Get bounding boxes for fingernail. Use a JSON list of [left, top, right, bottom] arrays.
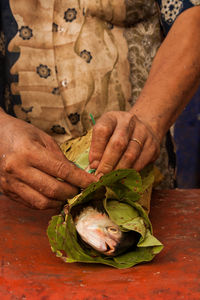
[[90, 160, 100, 169], [95, 172, 104, 179]]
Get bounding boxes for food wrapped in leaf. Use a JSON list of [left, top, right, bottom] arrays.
[[47, 131, 163, 269]]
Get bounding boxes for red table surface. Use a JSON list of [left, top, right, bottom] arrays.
[[0, 189, 200, 300]]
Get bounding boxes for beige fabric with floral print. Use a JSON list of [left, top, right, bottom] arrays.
[[8, 0, 162, 144]]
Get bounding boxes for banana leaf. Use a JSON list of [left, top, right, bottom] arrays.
[[47, 131, 163, 269]]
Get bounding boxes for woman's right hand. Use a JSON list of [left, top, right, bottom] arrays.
[[0, 110, 97, 209]]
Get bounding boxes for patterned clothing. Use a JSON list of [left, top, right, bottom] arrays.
[[157, 0, 200, 34], [0, 0, 199, 187]]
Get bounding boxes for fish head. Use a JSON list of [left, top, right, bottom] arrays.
[[74, 207, 124, 256]]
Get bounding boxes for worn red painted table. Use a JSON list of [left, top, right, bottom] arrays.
[[0, 189, 200, 300]]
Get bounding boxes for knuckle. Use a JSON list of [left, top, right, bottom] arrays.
[[89, 149, 99, 161], [56, 161, 70, 179], [132, 159, 144, 171], [36, 200, 49, 210], [112, 138, 126, 152], [139, 120, 146, 130], [0, 175, 8, 185], [20, 145, 30, 156], [41, 181, 58, 198], [123, 151, 135, 163], [46, 188, 57, 199], [2, 154, 17, 174], [47, 184, 64, 200], [149, 142, 157, 153], [100, 162, 113, 173], [129, 116, 135, 131], [48, 137, 61, 152], [93, 123, 110, 137], [78, 171, 97, 188], [83, 175, 97, 188]]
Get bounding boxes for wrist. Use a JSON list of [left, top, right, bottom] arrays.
[[129, 105, 165, 144]]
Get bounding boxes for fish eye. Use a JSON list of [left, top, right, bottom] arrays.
[[107, 226, 119, 234]]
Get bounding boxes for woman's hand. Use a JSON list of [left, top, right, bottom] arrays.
[[89, 7, 200, 178], [89, 111, 160, 176], [0, 110, 97, 209]]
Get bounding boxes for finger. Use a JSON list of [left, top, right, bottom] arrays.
[[16, 166, 79, 200], [1, 176, 63, 209], [89, 117, 116, 169], [116, 115, 154, 170], [132, 139, 159, 171], [95, 123, 133, 175], [4, 191, 34, 208], [115, 138, 143, 169], [29, 149, 98, 189]]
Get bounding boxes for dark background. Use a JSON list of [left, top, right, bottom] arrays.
[[174, 85, 200, 188]]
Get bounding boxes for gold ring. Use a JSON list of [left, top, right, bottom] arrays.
[[130, 138, 142, 148]]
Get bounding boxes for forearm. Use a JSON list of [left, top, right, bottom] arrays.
[[130, 6, 200, 142]]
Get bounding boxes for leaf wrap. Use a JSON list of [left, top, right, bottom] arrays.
[[48, 130, 163, 268], [47, 166, 163, 269]]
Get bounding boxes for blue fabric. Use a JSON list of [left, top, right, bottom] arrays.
[[174, 87, 200, 188], [0, 43, 5, 110], [155, 0, 200, 188], [0, 0, 20, 115], [156, 0, 198, 35]]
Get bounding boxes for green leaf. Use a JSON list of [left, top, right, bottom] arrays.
[[105, 200, 139, 225], [113, 247, 159, 268], [75, 149, 90, 170], [137, 229, 163, 248], [69, 169, 141, 208], [122, 217, 146, 238], [47, 215, 65, 252], [103, 200, 146, 237], [140, 164, 155, 192]]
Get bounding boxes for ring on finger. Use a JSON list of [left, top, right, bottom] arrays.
[[130, 138, 142, 148]]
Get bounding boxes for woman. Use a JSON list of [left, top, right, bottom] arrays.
[[0, 0, 200, 209]]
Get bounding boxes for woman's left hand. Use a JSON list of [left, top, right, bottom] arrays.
[[89, 111, 160, 176]]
